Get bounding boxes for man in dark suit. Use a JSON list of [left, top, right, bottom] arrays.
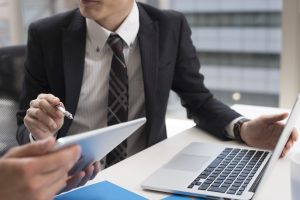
[[17, 0, 297, 190]]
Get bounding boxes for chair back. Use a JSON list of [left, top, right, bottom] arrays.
[[0, 45, 26, 155]]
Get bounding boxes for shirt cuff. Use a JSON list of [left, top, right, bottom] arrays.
[[29, 133, 36, 143], [225, 116, 245, 139], [29, 133, 58, 143]]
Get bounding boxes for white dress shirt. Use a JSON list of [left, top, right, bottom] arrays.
[[68, 2, 146, 157]]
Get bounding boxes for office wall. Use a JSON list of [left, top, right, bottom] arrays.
[[0, 0, 77, 46], [146, 0, 282, 111]]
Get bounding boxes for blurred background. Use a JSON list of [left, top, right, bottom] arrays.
[[0, 0, 298, 119]]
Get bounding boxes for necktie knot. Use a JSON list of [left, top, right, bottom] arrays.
[[107, 34, 124, 56]]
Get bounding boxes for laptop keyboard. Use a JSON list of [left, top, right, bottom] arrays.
[[187, 148, 269, 196]]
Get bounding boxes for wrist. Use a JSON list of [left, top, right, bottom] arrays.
[[234, 118, 250, 143]]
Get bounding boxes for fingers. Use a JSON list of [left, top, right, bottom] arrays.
[[1, 143, 80, 200], [3, 137, 56, 158], [78, 164, 95, 187], [291, 128, 298, 142], [35, 170, 69, 199], [39, 177, 68, 200], [31, 145, 81, 174], [61, 171, 85, 193], [281, 138, 292, 158], [14, 145, 81, 198], [24, 93, 65, 139], [24, 113, 56, 139], [281, 143, 292, 158], [261, 113, 288, 124], [30, 97, 62, 119], [36, 93, 61, 107], [281, 129, 298, 158], [32, 94, 64, 119], [26, 106, 58, 129], [79, 161, 101, 186], [90, 161, 101, 180], [58, 161, 100, 193]]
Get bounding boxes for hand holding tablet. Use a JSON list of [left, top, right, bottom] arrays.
[[53, 118, 146, 175]]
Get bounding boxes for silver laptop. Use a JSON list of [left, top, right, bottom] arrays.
[[142, 95, 300, 200]]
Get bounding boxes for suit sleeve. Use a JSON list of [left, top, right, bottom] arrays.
[[172, 14, 242, 139], [16, 23, 50, 144]]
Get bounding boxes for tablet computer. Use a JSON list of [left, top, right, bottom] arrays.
[[53, 117, 146, 174]]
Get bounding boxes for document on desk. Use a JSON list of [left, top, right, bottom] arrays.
[[55, 181, 147, 200]]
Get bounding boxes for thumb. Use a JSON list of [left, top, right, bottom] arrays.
[[4, 137, 56, 158], [262, 113, 288, 124]]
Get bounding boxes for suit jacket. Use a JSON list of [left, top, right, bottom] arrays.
[[16, 3, 241, 145]]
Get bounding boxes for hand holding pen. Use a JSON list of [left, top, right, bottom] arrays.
[[24, 94, 73, 140]]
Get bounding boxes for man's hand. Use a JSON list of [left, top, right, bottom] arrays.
[[0, 137, 81, 200], [24, 93, 65, 140], [240, 113, 298, 157], [60, 161, 101, 193]]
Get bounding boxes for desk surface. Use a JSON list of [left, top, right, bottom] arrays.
[[87, 104, 296, 200]]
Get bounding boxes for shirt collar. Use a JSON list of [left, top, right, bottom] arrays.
[[86, 1, 139, 52]]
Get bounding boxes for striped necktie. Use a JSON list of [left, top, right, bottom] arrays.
[[105, 34, 128, 167]]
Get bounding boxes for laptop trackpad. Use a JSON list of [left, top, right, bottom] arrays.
[[164, 154, 210, 172]]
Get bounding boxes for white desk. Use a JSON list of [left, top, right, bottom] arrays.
[[87, 104, 298, 199]]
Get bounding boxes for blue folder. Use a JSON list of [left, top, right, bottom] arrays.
[[55, 181, 147, 200], [162, 195, 205, 200]]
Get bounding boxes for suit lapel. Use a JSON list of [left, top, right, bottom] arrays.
[[137, 4, 159, 146], [60, 10, 86, 137], [59, 6, 159, 139]]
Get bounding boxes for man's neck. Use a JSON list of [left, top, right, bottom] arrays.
[[96, 1, 134, 32]]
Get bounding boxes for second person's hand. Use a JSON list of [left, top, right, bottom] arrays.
[[24, 93, 65, 140], [60, 161, 101, 193], [0, 137, 81, 200]]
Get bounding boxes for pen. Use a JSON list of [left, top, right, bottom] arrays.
[[56, 105, 73, 119]]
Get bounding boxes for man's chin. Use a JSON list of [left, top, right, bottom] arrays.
[[79, 8, 100, 20]]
